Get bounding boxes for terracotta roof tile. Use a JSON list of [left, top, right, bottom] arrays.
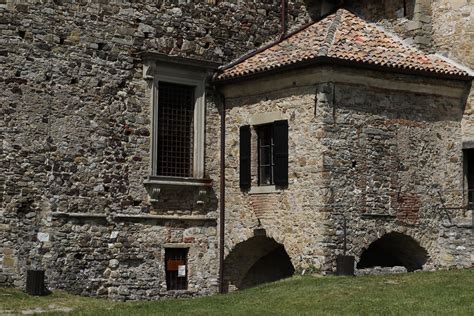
[[216, 9, 470, 81]]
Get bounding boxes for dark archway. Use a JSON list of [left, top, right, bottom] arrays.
[[357, 232, 428, 272], [224, 236, 295, 291]]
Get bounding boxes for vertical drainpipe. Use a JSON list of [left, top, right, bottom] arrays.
[[280, 0, 287, 39]]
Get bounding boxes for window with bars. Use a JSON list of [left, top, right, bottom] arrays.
[[165, 248, 188, 290], [157, 82, 195, 178]]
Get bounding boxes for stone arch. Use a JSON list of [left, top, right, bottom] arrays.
[[356, 232, 428, 272], [223, 236, 295, 291]]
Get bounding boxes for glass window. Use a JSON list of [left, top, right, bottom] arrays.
[[257, 124, 274, 185]]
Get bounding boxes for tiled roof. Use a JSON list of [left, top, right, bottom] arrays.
[[216, 9, 471, 81]]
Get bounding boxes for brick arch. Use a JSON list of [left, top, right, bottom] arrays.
[[223, 235, 295, 292], [356, 231, 429, 271]]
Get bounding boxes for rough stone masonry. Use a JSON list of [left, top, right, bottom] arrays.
[[0, 0, 473, 300]]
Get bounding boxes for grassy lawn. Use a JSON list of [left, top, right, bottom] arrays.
[[0, 269, 473, 315]]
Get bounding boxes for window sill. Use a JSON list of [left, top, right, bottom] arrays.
[[144, 176, 212, 203], [144, 175, 212, 187], [248, 185, 282, 195]]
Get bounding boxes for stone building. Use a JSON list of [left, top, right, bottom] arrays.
[[216, 8, 472, 290], [0, 0, 472, 300]]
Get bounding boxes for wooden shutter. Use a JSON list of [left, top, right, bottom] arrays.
[[273, 120, 288, 186], [240, 125, 251, 189]]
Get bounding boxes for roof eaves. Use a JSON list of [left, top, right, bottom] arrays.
[[213, 56, 472, 85], [433, 54, 474, 78]]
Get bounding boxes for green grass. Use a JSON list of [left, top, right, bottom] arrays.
[[1, 269, 473, 315]]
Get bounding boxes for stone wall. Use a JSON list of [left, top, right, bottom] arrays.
[[42, 216, 219, 299], [320, 79, 471, 269], [223, 86, 329, 275], [0, 0, 472, 299], [429, 0, 474, 144], [343, 0, 474, 144], [0, 0, 309, 296], [220, 66, 472, 280]]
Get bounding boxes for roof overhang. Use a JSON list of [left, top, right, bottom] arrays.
[[213, 56, 473, 86]]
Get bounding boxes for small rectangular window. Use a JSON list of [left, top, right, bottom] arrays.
[[165, 248, 188, 290], [157, 82, 194, 177], [257, 124, 274, 185]]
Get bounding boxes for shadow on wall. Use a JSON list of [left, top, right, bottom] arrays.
[[223, 235, 295, 291], [357, 232, 428, 272]]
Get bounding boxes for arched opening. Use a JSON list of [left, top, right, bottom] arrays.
[[357, 232, 428, 272], [224, 236, 295, 291]]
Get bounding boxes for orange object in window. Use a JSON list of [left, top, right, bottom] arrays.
[[166, 259, 185, 271]]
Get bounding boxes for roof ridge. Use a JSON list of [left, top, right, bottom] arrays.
[[370, 20, 421, 52], [318, 9, 343, 57]]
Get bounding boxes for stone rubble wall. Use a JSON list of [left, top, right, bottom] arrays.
[[220, 67, 472, 278], [319, 80, 471, 269], [0, 0, 309, 294], [224, 87, 329, 275], [42, 217, 219, 300], [0, 0, 472, 299]]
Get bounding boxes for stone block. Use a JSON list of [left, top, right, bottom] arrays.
[[415, 35, 431, 45], [405, 21, 422, 32], [3, 256, 15, 268], [0, 224, 10, 231], [450, 0, 467, 10], [3, 248, 13, 255]]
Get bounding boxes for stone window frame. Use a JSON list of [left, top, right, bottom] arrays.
[[142, 53, 220, 202], [249, 111, 284, 195], [151, 67, 206, 179]]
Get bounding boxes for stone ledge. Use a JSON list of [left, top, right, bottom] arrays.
[[51, 212, 107, 218], [144, 176, 213, 187], [113, 214, 217, 222], [442, 221, 473, 229], [51, 212, 217, 222]]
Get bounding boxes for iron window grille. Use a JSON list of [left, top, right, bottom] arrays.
[[157, 82, 195, 178], [257, 124, 274, 185], [165, 248, 188, 290]]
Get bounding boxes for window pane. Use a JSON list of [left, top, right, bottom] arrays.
[[259, 126, 272, 146], [258, 124, 274, 185], [260, 147, 271, 165], [260, 166, 272, 185]]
